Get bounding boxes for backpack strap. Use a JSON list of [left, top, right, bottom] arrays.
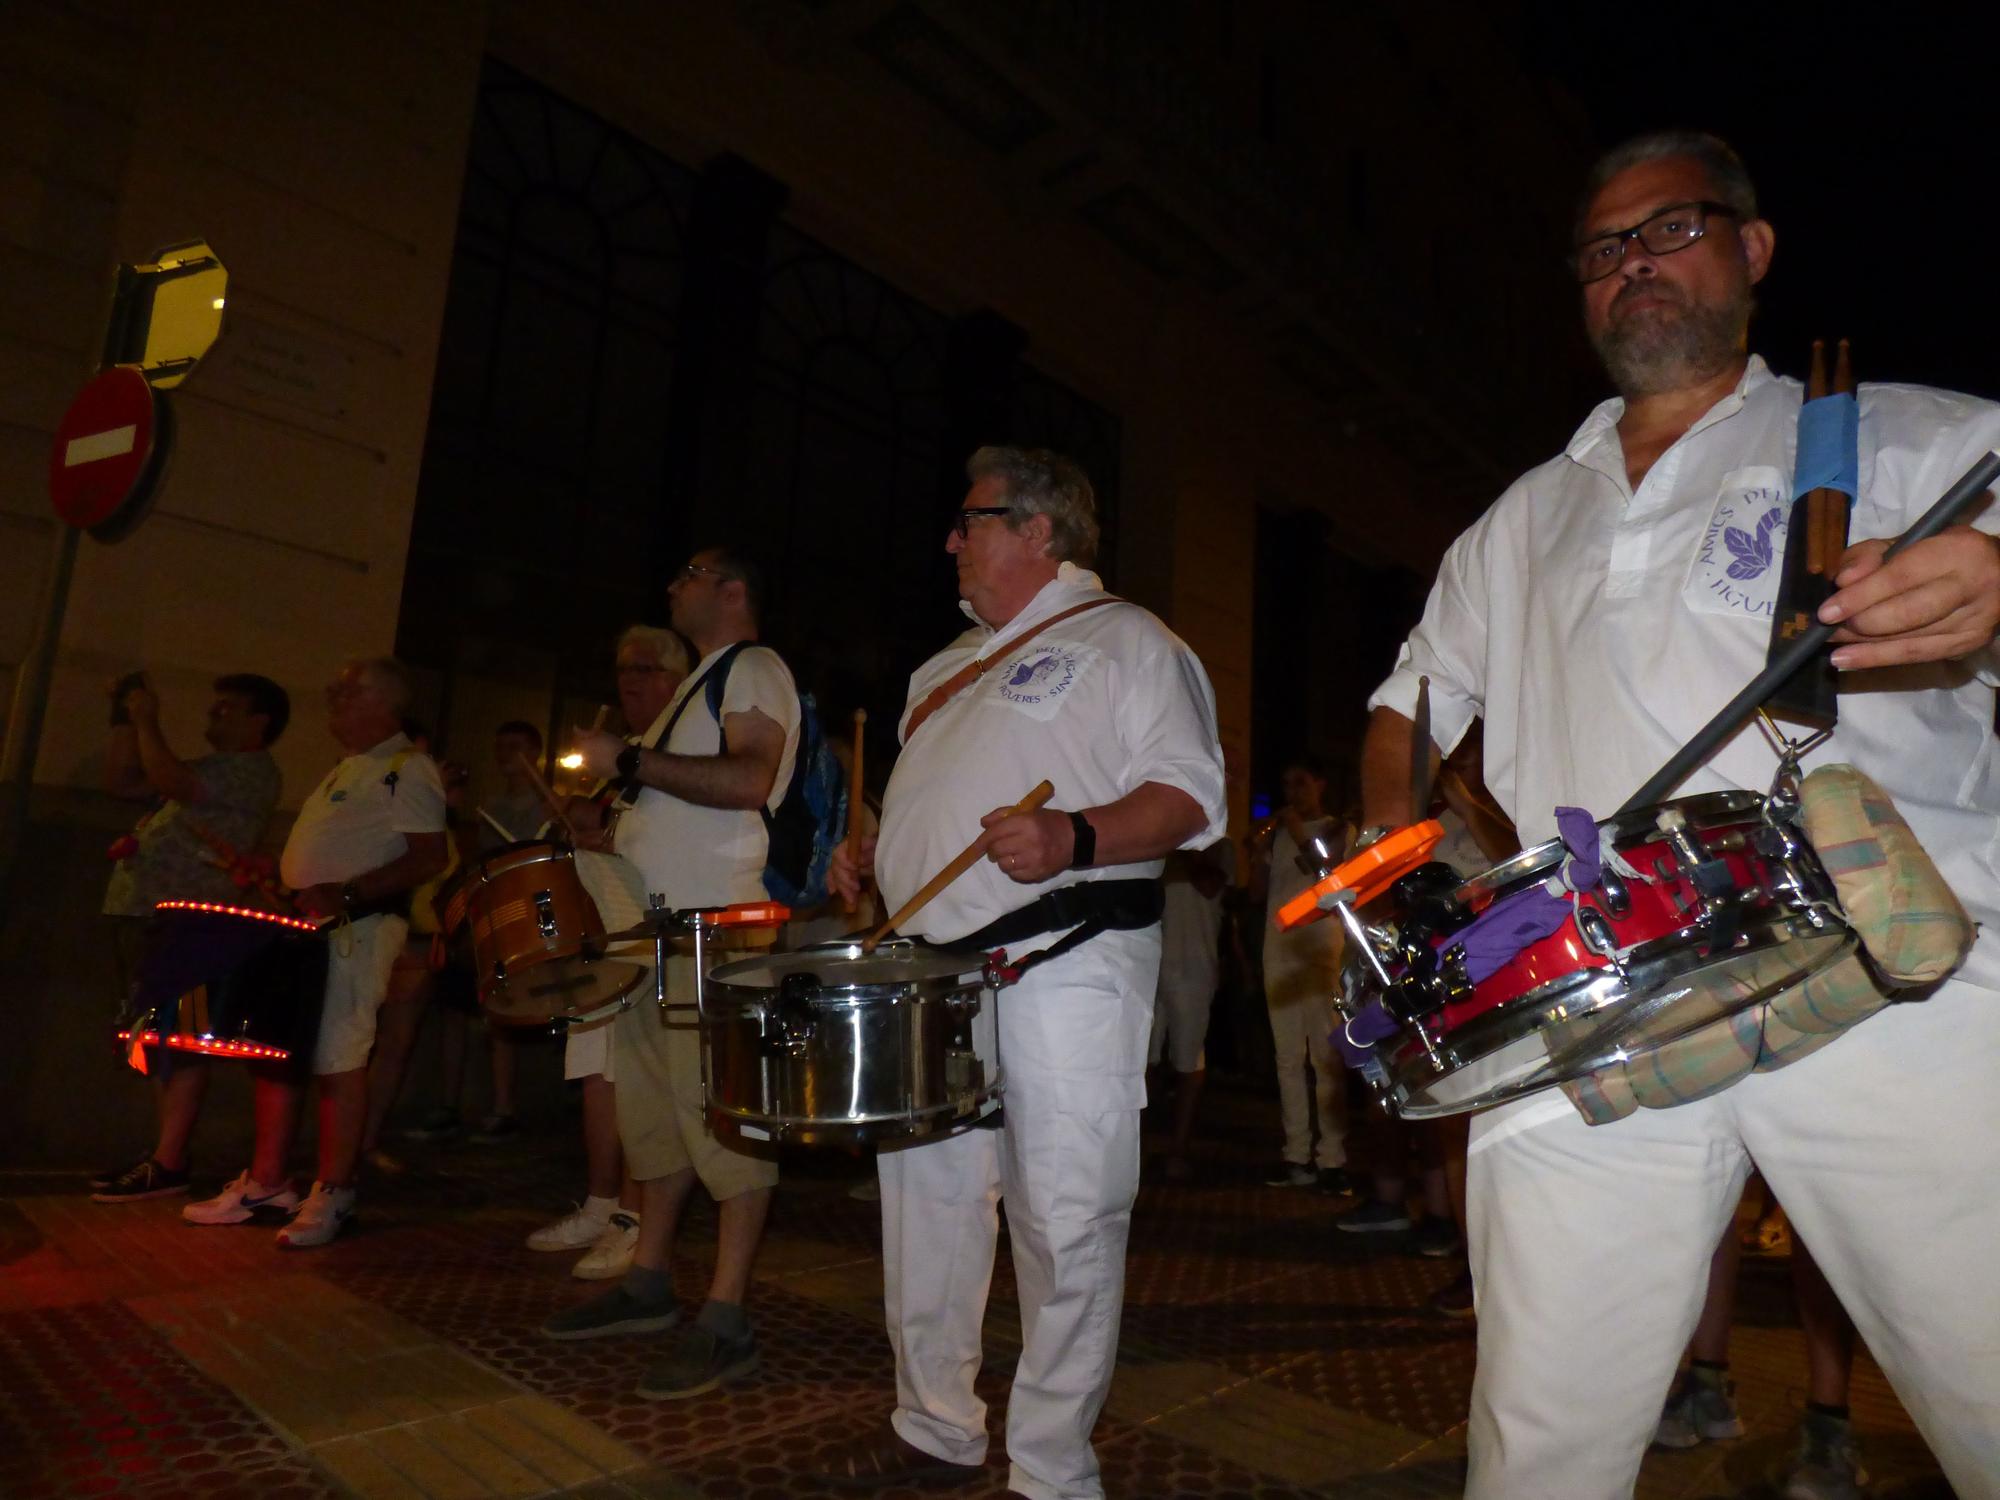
[[902, 597, 1122, 744], [607, 647, 743, 812]]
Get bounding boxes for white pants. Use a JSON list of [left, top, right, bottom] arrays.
[[877, 927, 1157, 1500], [1265, 961, 1345, 1169], [1465, 976, 2000, 1499]]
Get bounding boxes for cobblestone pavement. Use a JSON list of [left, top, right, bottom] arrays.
[[0, 1079, 1956, 1498]]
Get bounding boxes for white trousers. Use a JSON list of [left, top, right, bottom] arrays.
[[878, 928, 1156, 1500], [1265, 961, 1346, 1168], [1465, 976, 2000, 1499]]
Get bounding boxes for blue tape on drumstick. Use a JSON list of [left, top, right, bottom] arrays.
[[1793, 392, 1858, 499]]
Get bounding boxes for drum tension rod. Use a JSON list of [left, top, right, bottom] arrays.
[[1328, 891, 1447, 1073]]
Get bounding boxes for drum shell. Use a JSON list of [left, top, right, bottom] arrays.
[[442, 842, 606, 999], [702, 943, 995, 1145]]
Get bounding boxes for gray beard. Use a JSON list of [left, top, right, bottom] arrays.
[[1591, 285, 1749, 397]]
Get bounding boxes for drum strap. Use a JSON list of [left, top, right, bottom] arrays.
[[946, 877, 1163, 983], [902, 597, 1123, 744]]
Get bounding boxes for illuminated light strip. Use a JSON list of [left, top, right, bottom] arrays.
[[153, 899, 323, 933], [117, 1029, 292, 1061]]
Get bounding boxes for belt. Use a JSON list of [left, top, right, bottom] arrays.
[[945, 877, 1162, 983]]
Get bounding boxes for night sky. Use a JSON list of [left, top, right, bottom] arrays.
[[1514, 4, 1999, 400]]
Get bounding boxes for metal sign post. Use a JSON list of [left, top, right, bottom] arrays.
[[0, 242, 227, 898]]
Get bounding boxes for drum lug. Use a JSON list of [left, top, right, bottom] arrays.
[[769, 972, 819, 1054], [534, 889, 558, 939], [1598, 865, 1631, 918], [1574, 904, 1629, 981]]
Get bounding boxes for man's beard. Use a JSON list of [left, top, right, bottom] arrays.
[[1590, 280, 1749, 397]]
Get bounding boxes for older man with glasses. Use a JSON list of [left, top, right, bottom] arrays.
[[521, 624, 690, 1281], [1359, 130, 2000, 1498], [821, 447, 1227, 1500]]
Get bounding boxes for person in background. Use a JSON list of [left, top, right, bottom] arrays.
[[1147, 838, 1234, 1181], [1247, 754, 1351, 1193], [92, 671, 289, 1203]]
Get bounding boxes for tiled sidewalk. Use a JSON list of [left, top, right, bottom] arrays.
[[0, 1082, 1956, 1498]]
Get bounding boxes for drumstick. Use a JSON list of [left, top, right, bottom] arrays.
[[516, 750, 578, 844], [863, 780, 1054, 953], [843, 708, 866, 913], [477, 806, 517, 844]]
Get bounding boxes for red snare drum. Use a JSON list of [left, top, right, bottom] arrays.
[[1346, 792, 1853, 1118]]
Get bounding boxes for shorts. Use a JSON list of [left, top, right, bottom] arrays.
[[1149, 970, 1215, 1073], [312, 913, 408, 1075], [610, 952, 776, 1199], [564, 1014, 616, 1083]]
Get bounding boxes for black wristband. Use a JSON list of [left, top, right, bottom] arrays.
[[615, 743, 642, 782], [1067, 810, 1097, 869]]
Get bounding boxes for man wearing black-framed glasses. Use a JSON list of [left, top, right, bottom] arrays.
[[1357, 131, 2000, 1498], [817, 446, 1226, 1500]]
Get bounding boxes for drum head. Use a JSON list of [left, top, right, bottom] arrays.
[[482, 957, 645, 1026], [1391, 920, 1854, 1117], [710, 939, 985, 990]]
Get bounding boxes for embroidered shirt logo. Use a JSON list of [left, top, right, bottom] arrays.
[[1685, 467, 1790, 619], [992, 641, 1097, 720]]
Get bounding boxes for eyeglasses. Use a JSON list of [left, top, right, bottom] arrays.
[[1571, 200, 1740, 284], [676, 562, 736, 583], [950, 506, 1013, 539]]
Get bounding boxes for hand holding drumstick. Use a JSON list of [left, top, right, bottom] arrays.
[[860, 781, 1055, 951]]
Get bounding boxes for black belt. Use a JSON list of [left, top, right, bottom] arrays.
[[945, 877, 1162, 982]]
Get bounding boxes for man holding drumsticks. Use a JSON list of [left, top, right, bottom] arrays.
[[1359, 132, 2000, 1497], [821, 447, 1227, 1500]]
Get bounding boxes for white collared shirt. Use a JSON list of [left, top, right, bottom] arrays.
[[281, 732, 445, 889], [877, 564, 1229, 944], [1371, 356, 2000, 992]]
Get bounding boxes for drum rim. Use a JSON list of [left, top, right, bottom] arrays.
[[435, 838, 580, 918], [706, 938, 988, 992], [1383, 913, 1855, 1117], [709, 1075, 1005, 1133], [1452, 789, 1766, 905]]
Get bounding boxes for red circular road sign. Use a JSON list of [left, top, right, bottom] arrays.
[[48, 366, 159, 532]]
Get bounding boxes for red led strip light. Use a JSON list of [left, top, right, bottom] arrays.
[[153, 899, 323, 933], [116, 1029, 291, 1061]]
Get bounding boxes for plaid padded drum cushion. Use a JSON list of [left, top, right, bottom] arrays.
[[1560, 765, 1974, 1125]]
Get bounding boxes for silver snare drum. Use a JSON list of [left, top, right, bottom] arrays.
[[700, 939, 998, 1145]]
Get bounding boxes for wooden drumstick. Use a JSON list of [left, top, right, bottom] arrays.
[[843, 708, 867, 914], [517, 750, 578, 844], [863, 780, 1054, 953]]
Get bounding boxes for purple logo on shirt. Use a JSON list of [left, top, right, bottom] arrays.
[[1007, 654, 1061, 687], [1722, 506, 1782, 581]]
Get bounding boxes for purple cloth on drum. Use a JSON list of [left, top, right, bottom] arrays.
[[1454, 885, 1573, 985], [1556, 805, 1602, 890], [1333, 999, 1401, 1070]]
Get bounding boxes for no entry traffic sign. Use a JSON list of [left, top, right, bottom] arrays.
[[48, 365, 169, 540]]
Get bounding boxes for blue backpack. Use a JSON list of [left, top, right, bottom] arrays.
[[705, 642, 847, 908]]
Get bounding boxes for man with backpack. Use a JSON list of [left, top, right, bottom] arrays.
[[554, 546, 801, 1400]]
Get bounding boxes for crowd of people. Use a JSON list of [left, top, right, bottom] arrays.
[[78, 128, 1999, 1500]]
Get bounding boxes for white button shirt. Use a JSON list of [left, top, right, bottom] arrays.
[[1371, 356, 2000, 993], [877, 564, 1228, 945]]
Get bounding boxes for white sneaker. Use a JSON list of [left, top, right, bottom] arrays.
[[276, 1181, 356, 1248], [182, 1171, 300, 1226], [571, 1211, 641, 1281], [526, 1198, 615, 1252]]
